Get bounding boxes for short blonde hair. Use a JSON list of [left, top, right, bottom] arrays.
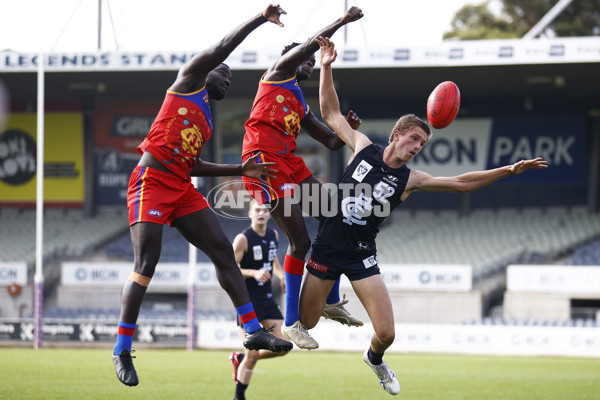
[[388, 114, 432, 143]]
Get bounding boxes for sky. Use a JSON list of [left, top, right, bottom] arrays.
[[0, 0, 477, 53]]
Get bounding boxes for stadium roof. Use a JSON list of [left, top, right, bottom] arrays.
[[1, 37, 599, 107]]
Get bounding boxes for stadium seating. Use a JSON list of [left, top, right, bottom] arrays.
[[572, 237, 600, 265], [376, 207, 600, 279], [100, 206, 600, 280], [3, 205, 598, 284], [104, 215, 316, 262], [0, 207, 129, 265]]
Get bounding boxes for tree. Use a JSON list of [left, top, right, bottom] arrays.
[[444, 0, 600, 40]]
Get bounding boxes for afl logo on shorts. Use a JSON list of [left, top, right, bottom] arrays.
[[148, 209, 162, 217], [280, 183, 294, 191]]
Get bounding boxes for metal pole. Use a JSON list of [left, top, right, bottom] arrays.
[[98, 0, 102, 50], [34, 51, 45, 350], [522, 0, 573, 39], [343, 0, 348, 44], [186, 177, 199, 351]]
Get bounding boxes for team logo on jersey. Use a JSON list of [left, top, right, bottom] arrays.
[[252, 245, 263, 261], [357, 241, 371, 251], [383, 174, 399, 187], [284, 111, 300, 137], [351, 160, 373, 182], [362, 255, 377, 269], [180, 124, 203, 156], [341, 193, 373, 225]]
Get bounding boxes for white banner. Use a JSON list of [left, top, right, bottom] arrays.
[[507, 265, 600, 294], [338, 264, 472, 291], [2, 37, 599, 72], [61, 262, 219, 288], [0, 262, 27, 285], [197, 320, 600, 358]]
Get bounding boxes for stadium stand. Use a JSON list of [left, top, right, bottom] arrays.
[[104, 214, 320, 262], [0, 207, 129, 265], [571, 237, 600, 265], [376, 207, 600, 280], [5, 206, 599, 325]]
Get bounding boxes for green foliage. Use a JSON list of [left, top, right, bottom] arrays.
[[444, 0, 600, 40], [2, 348, 600, 400]]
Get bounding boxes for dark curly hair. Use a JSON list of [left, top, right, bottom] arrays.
[[281, 42, 301, 56]]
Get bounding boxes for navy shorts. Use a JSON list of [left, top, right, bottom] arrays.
[[306, 249, 381, 281], [237, 295, 283, 327]]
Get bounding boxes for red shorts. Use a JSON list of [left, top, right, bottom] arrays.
[[127, 166, 210, 226], [242, 151, 313, 204]]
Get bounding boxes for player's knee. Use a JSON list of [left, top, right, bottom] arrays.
[[244, 351, 259, 367], [376, 329, 395, 347], [134, 260, 156, 279], [209, 244, 236, 267], [289, 234, 311, 257]]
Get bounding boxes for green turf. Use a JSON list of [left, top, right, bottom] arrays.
[[2, 348, 599, 399]]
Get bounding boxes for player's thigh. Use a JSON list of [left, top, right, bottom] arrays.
[[172, 207, 232, 258], [351, 275, 395, 333], [129, 221, 163, 273], [269, 199, 311, 255], [297, 174, 330, 219], [299, 272, 335, 328]]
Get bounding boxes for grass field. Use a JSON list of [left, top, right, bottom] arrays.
[[2, 347, 599, 399]]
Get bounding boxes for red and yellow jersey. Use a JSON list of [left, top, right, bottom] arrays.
[[138, 86, 213, 180], [242, 74, 309, 158]]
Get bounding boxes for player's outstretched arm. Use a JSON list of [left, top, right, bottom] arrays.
[[173, 4, 286, 91], [300, 111, 345, 150], [268, 6, 363, 80], [317, 37, 371, 160], [408, 157, 548, 194], [191, 153, 277, 183]]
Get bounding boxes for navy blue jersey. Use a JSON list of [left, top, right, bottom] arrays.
[[312, 144, 410, 260], [240, 226, 278, 299]]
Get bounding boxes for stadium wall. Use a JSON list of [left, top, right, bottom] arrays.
[[1, 319, 598, 358]]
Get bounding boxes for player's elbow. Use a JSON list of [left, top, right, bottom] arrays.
[[320, 108, 336, 125], [327, 136, 345, 150], [460, 181, 477, 193], [446, 178, 472, 193]]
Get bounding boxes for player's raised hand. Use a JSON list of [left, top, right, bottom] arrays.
[[343, 6, 363, 23], [317, 36, 337, 66], [263, 4, 287, 27], [242, 153, 278, 182], [345, 110, 362, 130], [510, 157, 548, 175]]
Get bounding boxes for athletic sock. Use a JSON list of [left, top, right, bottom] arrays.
[[236, 303, 261, 334], [326, 277, 341, 305], [235, 381, 248, 400], [283, 255, 305, 327], [368, 347, 384, 366], [113, 322, 136, 355]]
